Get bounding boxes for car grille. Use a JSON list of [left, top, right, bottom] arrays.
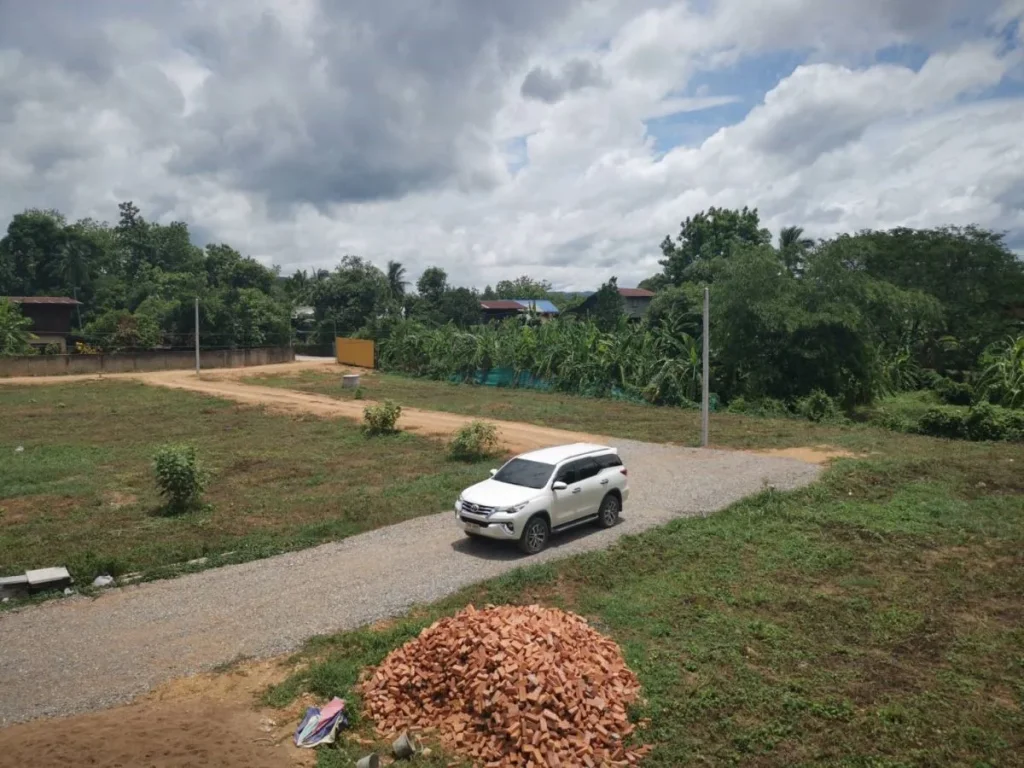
[[460, 501, 497, 517]]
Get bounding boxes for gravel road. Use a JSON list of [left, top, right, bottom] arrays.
[[0, 440, 819, 726]]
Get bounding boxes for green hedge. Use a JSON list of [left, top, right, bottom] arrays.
[[916, 403, 1024, 442]]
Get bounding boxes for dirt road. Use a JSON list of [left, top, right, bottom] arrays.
[[0, 360, 606, 453]]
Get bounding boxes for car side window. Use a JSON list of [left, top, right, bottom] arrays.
[[595, 454, 622, 470], [575, 458, 601, 481], [554, 463, 576, 485]]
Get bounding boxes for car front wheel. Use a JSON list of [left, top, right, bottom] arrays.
[[597, 493, 621, 528], [518, 515, 550, 555]]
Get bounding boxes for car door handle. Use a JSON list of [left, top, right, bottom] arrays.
[[572, 487, 581, 494], [600, 478, 609, 485]]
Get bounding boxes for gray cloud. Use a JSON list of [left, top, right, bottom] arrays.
[[0, 0, 578, 211], [521, 58, 606, 103]]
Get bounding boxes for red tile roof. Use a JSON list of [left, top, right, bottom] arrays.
[[4, 296, 81, 305], [480, 300, 526, 310], [618, 288, 655, 298]]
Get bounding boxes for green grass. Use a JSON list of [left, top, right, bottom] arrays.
[[247, 369, 893, 452], [0, 381, 491, 585], [265, 435, 1024, 767]]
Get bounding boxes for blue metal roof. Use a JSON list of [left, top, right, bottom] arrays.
[[513, 299, 560, 314]]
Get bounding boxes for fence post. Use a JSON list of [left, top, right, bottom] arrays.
[[194, 297, 200, 375]]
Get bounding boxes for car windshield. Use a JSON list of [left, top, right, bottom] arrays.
[[492, 458, 555, 489]]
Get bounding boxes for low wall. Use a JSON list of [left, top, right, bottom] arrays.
[[0, 347, 295, 378]]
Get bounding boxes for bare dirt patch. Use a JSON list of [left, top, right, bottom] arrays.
[[753, 445, 859, 464], [0, 495, 78, 526], [0, 659, 312, 768]]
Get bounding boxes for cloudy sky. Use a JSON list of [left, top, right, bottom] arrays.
[[1, 0, 1022, 290]]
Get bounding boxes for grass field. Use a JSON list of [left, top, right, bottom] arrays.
[[0, 381, 490, 584], [265, 425, 1024, 767], [247, 368, 895, 452]]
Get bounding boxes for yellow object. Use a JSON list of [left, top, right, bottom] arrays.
[[336, 338, 375, 368]]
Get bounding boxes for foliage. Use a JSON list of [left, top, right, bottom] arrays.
[[84, 309, 161, 353], [796, 389, 843, 423], [932, 376, 974, 406], [778, 225, 814, 275], [492, 276, 553, 300], [353, 386, 366, 400], [980, 335, 1024, 408], [585, 277, 626, 332], [385, 261, 407, 300], [363, 399, 402, 435], [447, 420, 500, 461], [915, 403, 1024, 442], [42, 342, 63, 355], [0, 299, 37, 356], [659, 206, 772, 284], [152, 443, 207, 514]]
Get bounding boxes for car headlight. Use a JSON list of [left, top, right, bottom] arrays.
[[499, 503, 528, 515]]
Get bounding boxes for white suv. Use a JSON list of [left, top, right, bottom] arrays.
[[455, 443, 630, 555]]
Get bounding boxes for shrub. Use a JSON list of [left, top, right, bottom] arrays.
[[933, 377, 973, 406], [871, 409, 914, 434], [448, 420, 500, 461], [363, 399, 402, 435], [353, 386, 365, 400], [916, 406, 966, 440], [726, 396, 748, 414], [963, 402, 1006, 442], [152, 444, 207, 513], [750, 397, 791, 418], [796, 389, 842, 423]]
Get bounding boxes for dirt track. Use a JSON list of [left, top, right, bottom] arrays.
[[0, 360, 608, 454]]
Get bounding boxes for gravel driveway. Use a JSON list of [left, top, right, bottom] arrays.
[[0, 441, 819, 725]]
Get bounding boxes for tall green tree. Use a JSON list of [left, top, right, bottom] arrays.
[[778, 225, 814, 274], [386, 261, 408, 300], [416, 266, 448, 304], [493, 276, 553, 300], [588, 277, 625, 332], [659, 206, 771, 285]]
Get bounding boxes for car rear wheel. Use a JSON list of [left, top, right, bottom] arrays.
[[597, 493, 621, 528], [518, 515, 550, 555]]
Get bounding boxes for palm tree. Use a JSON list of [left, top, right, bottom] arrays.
[[778, 226, 814, 274], [0, 300, 37, 356], [386, 260, 408, 300]]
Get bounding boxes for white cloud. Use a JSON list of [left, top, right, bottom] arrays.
[[0, 0, 1022, 292]]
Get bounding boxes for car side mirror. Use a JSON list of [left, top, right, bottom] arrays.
[[489, 469, 497, 477], [552, 481, 568, 491]]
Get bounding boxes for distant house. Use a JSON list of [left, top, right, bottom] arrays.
[[480, 299, 560, 323], [575, 287, 655, 320], [4, 296, 81, 352]]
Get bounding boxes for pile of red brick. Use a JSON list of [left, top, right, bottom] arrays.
[[360, 604, 651, 767]]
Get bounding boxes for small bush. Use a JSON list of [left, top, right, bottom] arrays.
[[916, 406, 966, 439], [963, 402, 1006, 441], [933, 377, 974, 406], [726, 396, 748, 414], [363, 399, 402, 435], [750, 397, 791, 418], [152, 444, 207, 513], [871, 409, 914, 434], [796, 389, 842, 423], [448, 420, 500, 461], [353, 386, 365, 400]]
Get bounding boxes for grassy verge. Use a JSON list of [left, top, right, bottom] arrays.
[[0, 381, 490, 585], [246, 369, 894, 452], [265, 435, 1024, 767]]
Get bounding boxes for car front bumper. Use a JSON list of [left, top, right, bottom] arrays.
[[454, 503, 520, 540]]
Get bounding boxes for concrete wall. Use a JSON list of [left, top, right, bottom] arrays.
[[0, 347, 294, 378]]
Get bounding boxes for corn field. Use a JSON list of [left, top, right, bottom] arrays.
[[378, 314, 703, 405]]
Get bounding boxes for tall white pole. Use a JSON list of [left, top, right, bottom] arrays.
[[701, 286, 710, 448], [194, 297, 200, 375]]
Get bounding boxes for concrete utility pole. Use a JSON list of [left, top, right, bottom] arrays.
[[194, 297, 200, 375], [701, 286, 710, 448]]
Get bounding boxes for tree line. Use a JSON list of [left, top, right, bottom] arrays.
[[2, 202, 1022, 424]]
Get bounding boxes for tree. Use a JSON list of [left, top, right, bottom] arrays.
[[493, 276, 553, 300], [311, 255, 389, 339], [0, 300, 38, 356], [638, 273, 670, 293], [386, 261, 408, 300], [416, 266, 448, 304], [588, 277, 625, 332], [437, 287, 482, 327], [659, 206, 772, 285], [778, 225, 814, 274], [84, 309, 162, 352]]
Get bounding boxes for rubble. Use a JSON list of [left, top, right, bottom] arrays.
[[360, 604, 651, 767]]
